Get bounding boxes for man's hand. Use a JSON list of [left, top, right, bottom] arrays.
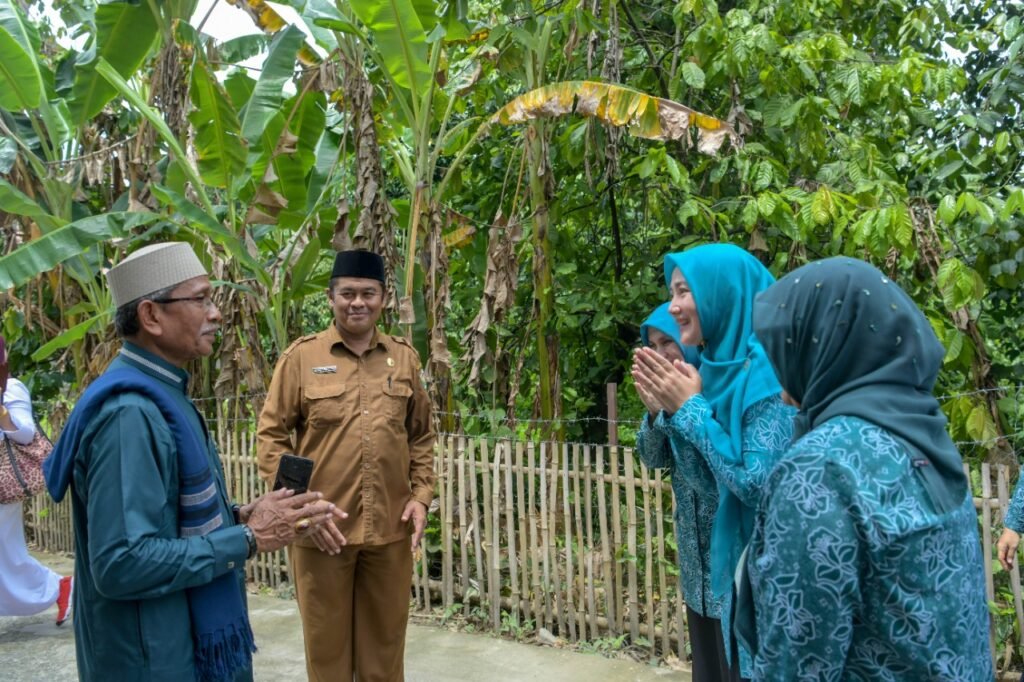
[[237, 501, 256, 524], [245, 488, 347, 554], [998, 528, 1020, 571], [307, 514, 349, 556], [402, 499, 428, 552]]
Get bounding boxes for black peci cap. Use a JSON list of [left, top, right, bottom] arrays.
[[331, 250, 385, 282]]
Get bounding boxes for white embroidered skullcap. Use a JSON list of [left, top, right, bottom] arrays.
[[107, 242, 208, 308]]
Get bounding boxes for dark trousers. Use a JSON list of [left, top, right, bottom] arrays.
[[687, 605, 732, 682]]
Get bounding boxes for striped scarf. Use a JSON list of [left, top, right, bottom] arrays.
[[45, 367, 255, 681]]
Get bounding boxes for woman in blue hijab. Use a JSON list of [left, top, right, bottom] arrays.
[[744, 257, 991, 679], [632, 244, 795, 681], [634, 303, 729, 681]]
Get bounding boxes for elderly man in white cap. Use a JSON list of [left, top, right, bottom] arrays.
[[45, 242, 346, 682]]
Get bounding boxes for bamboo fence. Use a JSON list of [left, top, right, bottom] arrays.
[[21, 424, 1022, 661]]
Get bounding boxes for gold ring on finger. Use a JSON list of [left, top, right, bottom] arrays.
[[295, 518, 311, 532]]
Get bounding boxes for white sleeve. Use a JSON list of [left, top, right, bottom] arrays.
[[2, 378, 37, 445]]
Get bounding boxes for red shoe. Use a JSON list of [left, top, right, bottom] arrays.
[[55, 575, 73, 626]]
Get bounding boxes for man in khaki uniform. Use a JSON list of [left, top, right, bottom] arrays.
[[256, 250, 435, 681]]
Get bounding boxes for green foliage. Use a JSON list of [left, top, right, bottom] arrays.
[[0, 0, 1020, 461], [189, 59, 246, 188], [69, 1, 160, 125]]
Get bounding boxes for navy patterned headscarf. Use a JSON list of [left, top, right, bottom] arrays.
[[752, 257, 967, 513]]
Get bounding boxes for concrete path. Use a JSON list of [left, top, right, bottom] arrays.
[[0, 551, 690, 681]]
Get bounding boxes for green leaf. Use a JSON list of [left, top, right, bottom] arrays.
[[664, 155, 684, 185], [757, 192, 778, 217], [934, 158, 964, 181], [752, 160, 772, 191], [0, 0, 40, 55], [936, 257, 985, 311], [811, 186, 834, 225], [349, 0, 430, 97], [943, 329, 964, 364], [0, 26, 40, 110], [312, 17, 367, 39], [676, 201, 699, 225], [966, 404, 998, 443], [31, 314, 102, 362], [189, 59, 246, 188], [69, 1, 160, 125], [994, 131, 1010, 154], [680, 61, 705, 89], [891, 204, 913, 248], [288, 236, 323, 294], [216, 34, 271, 65], [937, 194, 958, 224], [845, 67, 862, 105], [410, 0, 439, 31], [240, 26, 304, 155], [0, 178, 64, 231], [0, 212, 159, 290], [740, 199, 759, 227], [975, 199, 994, 225], [224, 70, 256, 109]]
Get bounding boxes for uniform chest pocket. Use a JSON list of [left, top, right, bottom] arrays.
[[383, 381, 413, 425], [304, 384, 348, 426]]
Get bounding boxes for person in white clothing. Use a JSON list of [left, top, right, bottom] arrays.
[[0, 334, 72, 625]]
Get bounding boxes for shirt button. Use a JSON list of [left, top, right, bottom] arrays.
[[227, 561, 235, 570], [363, 409, 369, 414], [363, 436, 370, 442]]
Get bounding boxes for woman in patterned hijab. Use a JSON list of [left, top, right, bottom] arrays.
[[742, 256, 991, 679]]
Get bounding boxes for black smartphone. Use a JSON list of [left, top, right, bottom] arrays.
[[273, 454, 314, 494]]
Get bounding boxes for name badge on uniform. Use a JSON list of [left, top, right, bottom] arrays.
[[312, 365, 337, 374]]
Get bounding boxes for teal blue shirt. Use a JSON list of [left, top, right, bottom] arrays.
[[747, 416, 992, 680], [636, 413, 723, 619], [70, 344, 251, 681]]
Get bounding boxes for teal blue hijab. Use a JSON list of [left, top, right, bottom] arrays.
[[640, 303, 701, 368], [663, 244, 782, 596], [752, 257, 967, 513]]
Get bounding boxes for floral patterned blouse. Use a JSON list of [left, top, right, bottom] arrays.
[[1003, 473, 1024, 533], [747, 416, 992, 681], [670, 393, 796, 678], [636, 413, 724, 619]]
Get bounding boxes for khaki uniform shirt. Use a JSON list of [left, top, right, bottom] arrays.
[[257, 325, 436, 547]]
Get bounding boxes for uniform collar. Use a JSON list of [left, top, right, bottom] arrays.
[[326, 324, 389, 354], [119, 342, 190, 392]]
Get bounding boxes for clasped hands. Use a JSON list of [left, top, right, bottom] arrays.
[[241, 488, 348, 554], [631, 347, 702, 416]]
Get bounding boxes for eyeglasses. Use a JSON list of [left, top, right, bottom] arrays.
[[153, 294, 216, 310]]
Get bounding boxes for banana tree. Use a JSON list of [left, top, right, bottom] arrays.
[[239, 0, 489, 425], [0, 0, 181, 379], [95, 20, 350, 399], [2, 1, 344, 397]]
